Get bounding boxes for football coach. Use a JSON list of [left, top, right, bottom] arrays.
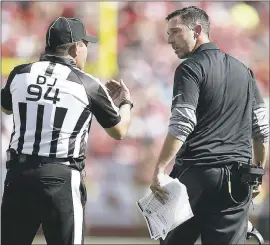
[[150, 6, 269, 245]]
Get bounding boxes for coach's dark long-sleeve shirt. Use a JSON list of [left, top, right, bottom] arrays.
[[169, 43, 268, 166]]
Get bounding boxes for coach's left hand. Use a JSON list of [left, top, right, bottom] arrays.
[[150, 171, 169, 204]]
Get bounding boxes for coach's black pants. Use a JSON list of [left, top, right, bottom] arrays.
[[1, 162, 87, 245], [161, 163, 252, 245]]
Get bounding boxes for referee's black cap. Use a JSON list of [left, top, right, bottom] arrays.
[[46, 17, 98, 49]]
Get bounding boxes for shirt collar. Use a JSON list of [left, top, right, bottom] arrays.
[[40, 54, 77, 67], [193, 42, 219, 54]]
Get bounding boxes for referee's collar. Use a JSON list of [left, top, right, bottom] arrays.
[[194, 42, 219, 54], [40, 54, 77, 67]]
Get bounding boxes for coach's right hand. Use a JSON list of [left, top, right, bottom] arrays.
[[105, 79, 131, 107]]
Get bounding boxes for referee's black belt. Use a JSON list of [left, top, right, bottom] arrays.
[[18, 154, 70, 164], [6, 151, 71, 170]]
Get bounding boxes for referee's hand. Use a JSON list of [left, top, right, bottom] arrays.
[[105, 79, 131, 107]]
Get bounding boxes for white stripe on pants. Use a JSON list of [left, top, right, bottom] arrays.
[[71, 170, 83, 244]]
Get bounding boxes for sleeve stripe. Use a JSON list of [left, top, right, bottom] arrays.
[[80, 71, 119, 114], [97, 82, 119, 114], [169, 107, 197, 142], [171, 103, 196, 111], [252, 107, 269, 142]]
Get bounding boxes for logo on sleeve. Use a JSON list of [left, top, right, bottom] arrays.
[[172, 93, 182, 101]]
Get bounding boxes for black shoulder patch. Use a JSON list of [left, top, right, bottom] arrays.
[[14, 63, 33, 75]]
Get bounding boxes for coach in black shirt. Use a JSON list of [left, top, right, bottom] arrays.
[[1, 17, 133, 245], [150, 6, 269, 245]]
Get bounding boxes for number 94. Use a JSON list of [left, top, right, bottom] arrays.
[[26, 75, 60, 104]]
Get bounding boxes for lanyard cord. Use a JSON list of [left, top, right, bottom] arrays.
[[224, 165, 251, 205]]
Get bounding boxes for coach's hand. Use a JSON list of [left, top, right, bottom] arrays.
[[105, 79, 131, 107], [150, 171, 169, 205]]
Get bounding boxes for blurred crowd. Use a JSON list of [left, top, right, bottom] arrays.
[[1, 1, 269, 238]]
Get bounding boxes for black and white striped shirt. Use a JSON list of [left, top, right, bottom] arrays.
[[1, 55, 120, 158]]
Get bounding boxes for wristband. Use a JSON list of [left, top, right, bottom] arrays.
[[119, 99, 134, 109]]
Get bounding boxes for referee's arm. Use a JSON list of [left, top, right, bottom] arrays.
[[1, 106, 12, 115], [91, 81, 131, 140], [249, 70, 269, 168], [1, 67, 16, 115], [105, 104, 131, 140]]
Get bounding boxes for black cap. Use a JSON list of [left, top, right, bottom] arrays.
[[46, 17, 98, 49]]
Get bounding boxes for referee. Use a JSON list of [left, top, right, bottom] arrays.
[[1, 17, 133, 245], [150, 6, 269, 245]]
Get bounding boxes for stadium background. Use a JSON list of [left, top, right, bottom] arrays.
[[1, 1, 269, 244]]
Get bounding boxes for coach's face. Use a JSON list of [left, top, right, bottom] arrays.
[[167, 16, 198, 59], [74, 40, 88, 70]]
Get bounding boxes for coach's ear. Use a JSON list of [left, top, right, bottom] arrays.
[[193, 24, 202, 39], [1, 106, 13, 115]]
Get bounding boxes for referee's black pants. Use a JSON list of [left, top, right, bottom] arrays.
[[160, 162, 252, 245], [1, 160, 87, 245]]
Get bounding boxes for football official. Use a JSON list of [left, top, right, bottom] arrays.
[[150, 6, 269, 245], [1, 17, 133, 245]]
